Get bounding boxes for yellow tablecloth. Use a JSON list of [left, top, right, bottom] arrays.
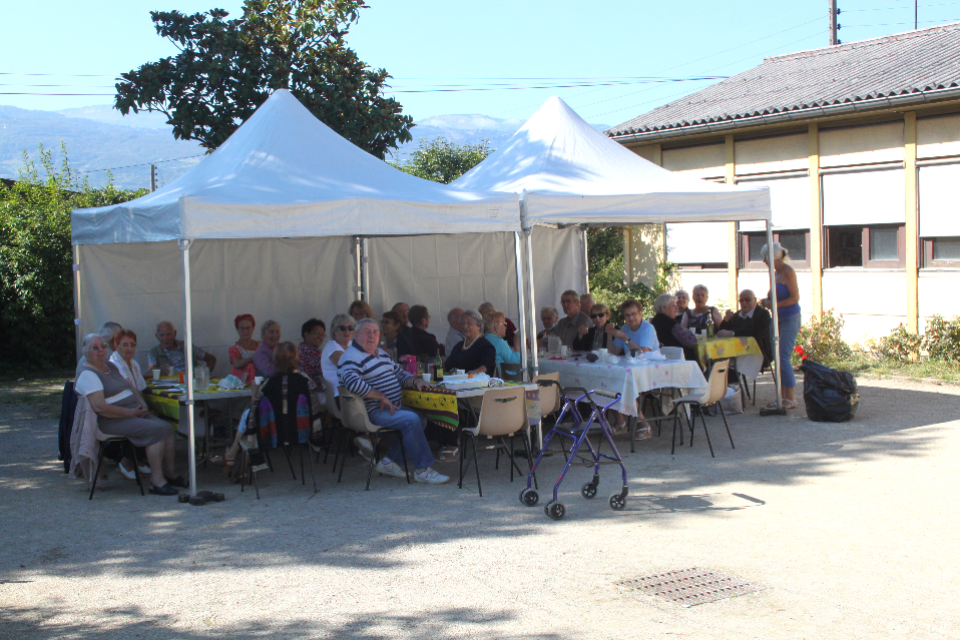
[[401, 384, 541, 430], [142, 379, 238, 422], [696, 337, 762, 363]]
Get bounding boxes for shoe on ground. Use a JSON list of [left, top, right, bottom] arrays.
[[354, 436, 374, 460], [414, 467, 450, 484], [148, 483, 178, 496], [634, 424, 653, 441], [117, 461, 137, 480], [374, 458, 407, 479]]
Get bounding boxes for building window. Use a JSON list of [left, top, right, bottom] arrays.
[[739, 230, 810, 269], [826, 224, 905, 268], [922, 237, 960, 267]]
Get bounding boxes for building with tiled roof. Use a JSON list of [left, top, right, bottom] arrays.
[[609, 24, 960, 340]]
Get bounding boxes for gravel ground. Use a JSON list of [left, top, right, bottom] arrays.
[[1, 376, 958, 639]]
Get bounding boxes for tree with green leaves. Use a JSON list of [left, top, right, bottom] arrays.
[[115, 0, 412, 159], [0, 145, 146, 370], [394, 136, 493, 184]]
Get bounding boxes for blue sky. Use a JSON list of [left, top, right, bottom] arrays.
[[2, 0, 958, 126]]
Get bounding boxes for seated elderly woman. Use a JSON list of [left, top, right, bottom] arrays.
[[484, 311, 521, 367], [349, 300, 375, 322], [76, 321, 123, 378], [212, 342, 323, 472], [649, 293, 698, 361], [478, 301, 517, 346], [445, 310, 496, 375], [253, 320, 281, 377], [572, 302, 614, 351], [229, 314, 259, 385], [298, 318, 326, 387], [680, 284, 723, 333], [408, 305, 445, 358], [107, 328, 152, 479], [75, 334, 181, 495]]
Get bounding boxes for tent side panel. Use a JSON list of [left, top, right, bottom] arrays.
[[366, 233, 519, 346], [529, 226, 585, 331], [78, 242, 184, 367], [78, 238, 354, 376]]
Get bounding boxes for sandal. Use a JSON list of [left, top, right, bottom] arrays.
[[765, 400, 798, 410], [634, 422, 653, 441], [436, 447, 460, 463], [209, 454, 235, 467]]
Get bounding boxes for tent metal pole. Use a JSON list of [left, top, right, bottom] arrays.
[[72, 245, 82, 361], [180, 239, 198, 497], [763, 222, 785, 415], [514, 232, 528, 382], [352, 236, 362, 300], [360, 238, 370, 302], [580, 225, 590, 293], [523, 223, 543, 450]]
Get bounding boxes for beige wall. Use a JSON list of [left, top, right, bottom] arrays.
[[662, 143, 725, 179], [820, 121, 904, 167], [735, 133, 808, 175], [919, 272, 960, 326], [823, 270, 907, 341], [918, 113, 960, 158]]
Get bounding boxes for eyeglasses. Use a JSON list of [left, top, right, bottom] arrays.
[[338, 325, 355, 332], [590, 313, 606, 318]]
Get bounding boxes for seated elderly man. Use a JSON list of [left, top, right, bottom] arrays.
[[649, 293, 698, 361], [537, 305, 559, 348], [718, 289, 773, 368], [609, 299, 659, 356], [554, 290, 592, 349], [147, 321, 216, 375], [444, 308, 465, 356], [338, 318, 450, 484]]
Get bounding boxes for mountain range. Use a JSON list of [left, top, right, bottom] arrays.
[[0, 104, 607, 190]]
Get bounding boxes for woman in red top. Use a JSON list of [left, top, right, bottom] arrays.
[[228, 314, 259, 385]]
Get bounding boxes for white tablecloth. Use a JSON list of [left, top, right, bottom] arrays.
[[538, 356, 708, 417]]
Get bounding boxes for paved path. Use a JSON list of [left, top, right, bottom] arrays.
[[1, 378, 958, 639]]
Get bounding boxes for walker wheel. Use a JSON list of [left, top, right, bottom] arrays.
[[520, 488, 539, 507], [609, 494, 626, 511], [581, 483, 598, 499], [545, 501, 566, 521]]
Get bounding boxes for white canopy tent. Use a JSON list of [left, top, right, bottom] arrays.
[[71, 89, 523, 496], [452, 97, 785, 409]]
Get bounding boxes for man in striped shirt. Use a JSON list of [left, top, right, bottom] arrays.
[[338, 318, 450, 484]]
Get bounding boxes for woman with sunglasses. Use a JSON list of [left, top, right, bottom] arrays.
[[322, 314, 356, 404], [573, 303, 614, 351]]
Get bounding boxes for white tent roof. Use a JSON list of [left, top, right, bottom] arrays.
[[72, 90, 519, 245], [452, 96, 770, 228]]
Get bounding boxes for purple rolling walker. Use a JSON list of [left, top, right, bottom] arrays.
[[520, 384, 628, 520]]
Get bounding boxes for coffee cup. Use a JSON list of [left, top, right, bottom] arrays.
[[560, 345, 568, 357], [152, 369, 161, 381], [254, 376, 264, 386], [422, 372, 432, 383], [598, 348, 608, 359]]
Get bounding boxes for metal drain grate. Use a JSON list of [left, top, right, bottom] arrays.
[[617, 568, 763, 607]]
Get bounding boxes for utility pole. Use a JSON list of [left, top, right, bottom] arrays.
[[828, 0, 840, 46], [150, 163, 157, 192], [915, 0, 918, 30]]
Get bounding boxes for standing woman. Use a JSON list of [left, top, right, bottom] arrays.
[[762, 242, 801, 409], [229, 314, 259, 384]]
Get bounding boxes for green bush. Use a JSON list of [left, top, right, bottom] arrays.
[[0, 145, 146, 371], [921, 315, 960, 361], [586, 227, 676, 324], [866, 323, 922, 362], [792, 309, 853, 368]]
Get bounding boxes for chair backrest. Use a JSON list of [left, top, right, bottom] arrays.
[[323, 381, 341, 420], [258, 373, 318, 445], [660, 346, 684, 361], [702, 360, 731, 406], [473, 386, 527, 437], [533, 372, 562, 416], [338, 387, 377, 435], [498, 363, 524, 383]]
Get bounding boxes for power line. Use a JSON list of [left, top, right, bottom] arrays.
[[75, 154, 204, 175]]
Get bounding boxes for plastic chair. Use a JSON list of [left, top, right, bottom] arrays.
[[89, 432, 145, 500], [337, 387, 410, 490], [320, 383, 348, 471], [458, 386, 533, 497], [669, 359, 736, 458], [660, 346, 684, 361], [532, 372, 562, 449]]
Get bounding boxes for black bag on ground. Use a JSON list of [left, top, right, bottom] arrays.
[[800, 360, 859, 422]]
